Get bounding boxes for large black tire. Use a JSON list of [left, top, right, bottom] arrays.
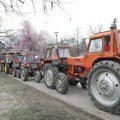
[[1, 64, 5, 72], [69, 79, 79, 86], [5, 63, 9, 74], [9, 68, 12, 75], [81, 83, 87, 89], [88, 61, 120, 113], [44, 64, 59, 89], [16, 70, 21, 78], [0, 65, 2, 72], [34, 71, 42, 83], [12, 68, 17, 77], [55, 73, 69, 94], [21, 68, 28, 81], [0, 65, 1, 72]]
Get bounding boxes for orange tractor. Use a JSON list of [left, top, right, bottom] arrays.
[[65, 19, 120, 113]]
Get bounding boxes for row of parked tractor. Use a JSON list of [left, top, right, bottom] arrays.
[[1, 20, 120, 114]]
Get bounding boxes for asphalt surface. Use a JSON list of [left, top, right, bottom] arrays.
[[6, 74, 120, 120]]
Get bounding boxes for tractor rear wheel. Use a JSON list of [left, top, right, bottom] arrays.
[[0, 65, 1, 72], [21, 68, 28, 81], [5, 63, 9, 74], [88, 61, 120, 113], [55, 73, 69, 94], [2, 64, 5, 72], [44, 64, 59, 89], [12, 68, 17, 77], [34, 71, 42, 83], [16, 70, 21, 78], [9, 68, 12, 75]]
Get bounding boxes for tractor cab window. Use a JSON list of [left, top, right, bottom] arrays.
[[18, 55, 22, 61], [46, 49, 51, 59], [18, 55, 23, 62], [26, 54, 39, 63], [51, 48, 56, 56], [27, 55, 33, 62], [104, 36, 110, 52], [59, 48, 70, 57], [118, 32, 120, 47], [89, 38, 102, 52], [23, 56, 27, 63]]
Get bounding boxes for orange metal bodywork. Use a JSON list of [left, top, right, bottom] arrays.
[[67, 29, 120, 79]]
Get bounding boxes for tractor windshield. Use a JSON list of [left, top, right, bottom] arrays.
[[26, 54, 40, 63], [59, 48, 70, 58], [89, 38, 102, 52], [17, 55, 22, 62], [118, 32, 120, 47]]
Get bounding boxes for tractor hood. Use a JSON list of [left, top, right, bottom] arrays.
[[67, 56, 86, 66]]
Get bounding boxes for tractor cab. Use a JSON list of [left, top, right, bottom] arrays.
[[23, 53, 40, 64], [67, 19, 120, 88], [67, 26, 120, 78], [4, 52, 15, 74], [21, 52, 41, 81], [0, 53, 6, 72], [9, 53, 22, 76], [0, 53, 6, 63], [13, 53, 22, 64], [5, 53, 14, 63], [44, 45, 70, 66], [86, 29, 120, 68], [21, 52, 40, 71]]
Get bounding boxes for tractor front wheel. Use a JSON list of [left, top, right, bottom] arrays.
[[9, 68, 12, 75], [88, 61, 120, 113], [0, 65, 2, 72], [12, 68, 17, 77], [21, 68, 28, 81], [16, 70, 21, 78], [44, 64, 59, 89], [5, 64, 9, 74], [55, 73, 69, 94], [34, 71, 42, 83]]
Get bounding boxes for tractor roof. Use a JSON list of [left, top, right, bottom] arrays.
[[47, 45, 70, 49], [90, 29, 120, 39], [1, 52, 20, 54]]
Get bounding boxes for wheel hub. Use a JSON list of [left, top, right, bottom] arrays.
[[98, 76, 114, 95], [57, 79, 62, 88], [46, 71, 52, 81], [45, 69, 53, 84]]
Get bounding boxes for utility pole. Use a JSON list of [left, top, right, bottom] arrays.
[[76, 28, 80, 56], [54, 32, 59, 45]]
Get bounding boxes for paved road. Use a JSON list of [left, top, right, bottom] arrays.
[[8, 75, 120, 120]]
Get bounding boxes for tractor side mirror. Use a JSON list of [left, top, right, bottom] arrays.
[[40, 54, 44, 61]]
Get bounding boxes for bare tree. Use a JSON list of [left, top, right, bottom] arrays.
[[4, 34, 19, 48], [88, 24, 103, 36], [0, 17, 15, 42], [39, 31, 55, 52], [0, 41, 5, 53], [61, 33, 87, 57], [0, 0, 61, 14]]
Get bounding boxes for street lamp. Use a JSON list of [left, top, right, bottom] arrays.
[[54, 32, 59, 44]]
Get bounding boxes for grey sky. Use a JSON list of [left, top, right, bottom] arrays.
[[1, 0, 120, 39]]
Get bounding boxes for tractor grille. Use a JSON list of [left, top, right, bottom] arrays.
[[30, 64, 38, 69]]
